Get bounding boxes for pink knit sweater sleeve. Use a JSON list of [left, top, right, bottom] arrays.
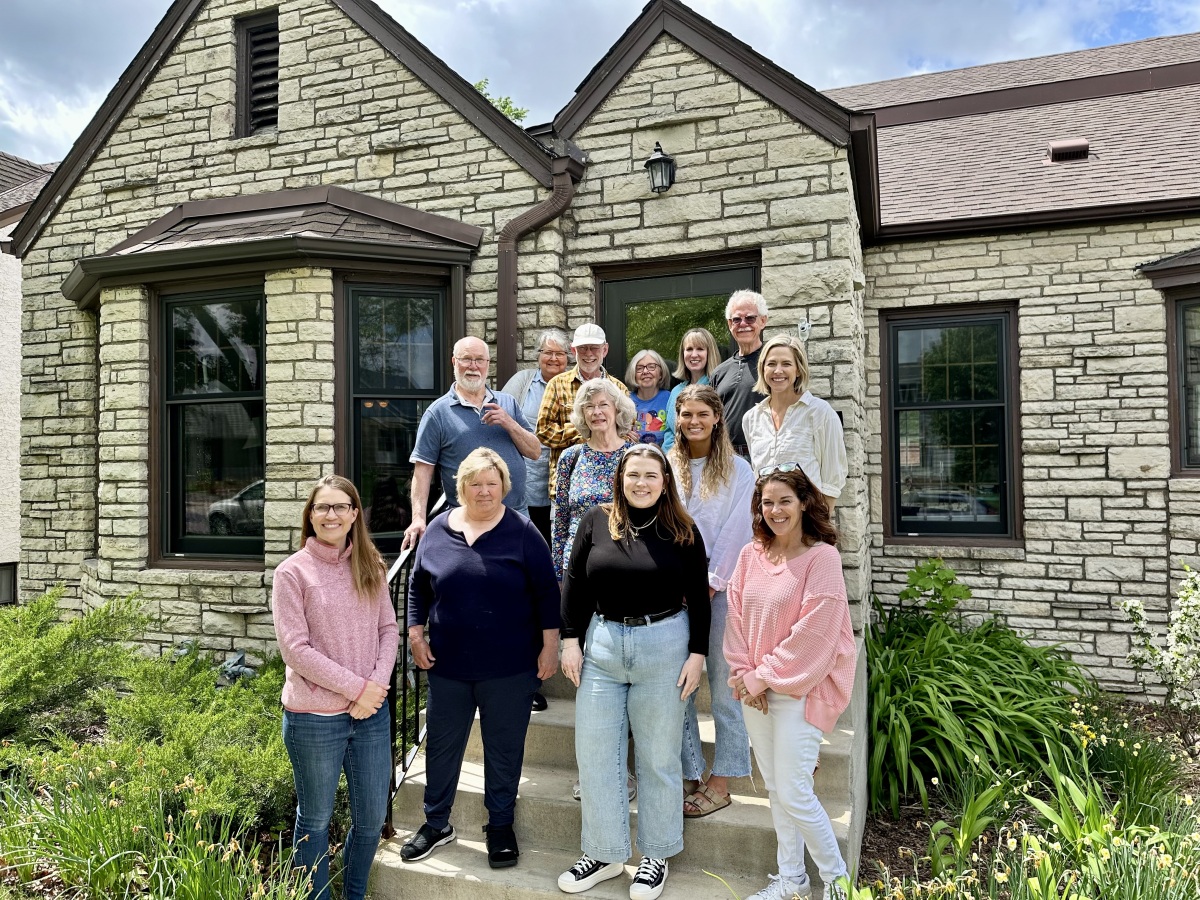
[[272, 565, 368, 703], [367, 579, 399, 687], [722, 545, 755, 690]]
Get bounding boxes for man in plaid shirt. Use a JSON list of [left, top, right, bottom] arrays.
[[535, 323, 630, 495]]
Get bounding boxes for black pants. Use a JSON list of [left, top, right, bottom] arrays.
[[423, 670, 540, 828], [528, 505, 552, 546]]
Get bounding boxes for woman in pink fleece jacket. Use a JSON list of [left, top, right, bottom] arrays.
[[272, 475, 398, 900], [724, 466, 856, 900]]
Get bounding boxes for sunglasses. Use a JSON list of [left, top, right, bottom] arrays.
[[757, 462, 803, 479], [728, 315, 760, 326]]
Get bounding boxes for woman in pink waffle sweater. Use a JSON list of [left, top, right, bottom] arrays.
[[724, 465, 856, 900], [272, 475, 398, 900]]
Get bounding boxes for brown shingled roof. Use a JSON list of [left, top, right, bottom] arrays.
[[0, 152, 52, 193], [824, 31, 1200, 109]]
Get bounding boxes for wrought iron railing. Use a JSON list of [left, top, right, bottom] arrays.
[[382, 495, 446, 837]]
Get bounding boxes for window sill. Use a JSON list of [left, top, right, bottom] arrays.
[[880, 538, 1025, 561], [148, 557, 266, 573]]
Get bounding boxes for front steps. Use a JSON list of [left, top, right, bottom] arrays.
[[375, 638, 867, 898]]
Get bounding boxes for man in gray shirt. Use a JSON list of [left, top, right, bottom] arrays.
[[402, 336, 541, 551]]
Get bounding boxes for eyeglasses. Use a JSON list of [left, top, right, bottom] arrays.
[[635, 364, 660, 373], [455, 356, 489, 368], [728, 314, 759, 326], [539, 350, 568, 359], [313, 503, 354, 516], [757, 462, 802, 479]]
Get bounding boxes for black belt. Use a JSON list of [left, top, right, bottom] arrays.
[[600, 608, 683, 627]]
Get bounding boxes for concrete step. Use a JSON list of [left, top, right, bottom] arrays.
[[465, 695, 854, 799], [373, 831, 778, 900], [391, 758, 853, 876]]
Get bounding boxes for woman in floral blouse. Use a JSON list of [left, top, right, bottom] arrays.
[[551, 379, 636, 581]]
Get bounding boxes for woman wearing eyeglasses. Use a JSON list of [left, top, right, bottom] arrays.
[[666, 385, 755, 819], [272, 475, 397, 900], [724, 466, 856, 900], [741, 334, 847, 511], [625, 349, 673, 446]]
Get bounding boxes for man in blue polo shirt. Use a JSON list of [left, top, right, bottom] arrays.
[[402, 336, 542, 551]]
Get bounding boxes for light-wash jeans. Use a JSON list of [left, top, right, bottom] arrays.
[[681, 590, 751, 781], [282, 705, 391, 900], [743, 692, 847, 886], [575, 611, 689, 862]]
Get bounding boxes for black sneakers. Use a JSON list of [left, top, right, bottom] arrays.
[[399, 822, 456, 862], [629, 857, 668, 900], [532, 691, 548, 711], [483, 822, 520, 869], [558, 854, 624, 893]]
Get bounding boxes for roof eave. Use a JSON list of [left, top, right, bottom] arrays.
[[63, 235, 476, 310], [552, 0, 852, 146]]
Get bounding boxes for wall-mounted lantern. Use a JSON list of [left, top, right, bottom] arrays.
[[643, 142, 676, 194]]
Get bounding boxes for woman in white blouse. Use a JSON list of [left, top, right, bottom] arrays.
[[741, 335, 847, 510], [667, 384, 756, 818]]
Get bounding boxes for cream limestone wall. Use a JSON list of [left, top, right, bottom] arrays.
[[0, 221, 20, 581], [864, 218, 1200, 689], [563, 35, 871, 617], [21, 0, 554, 652]]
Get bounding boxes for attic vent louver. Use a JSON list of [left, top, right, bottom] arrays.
[[1046, 138, 1089, 164], [238, 14, 279, 136]]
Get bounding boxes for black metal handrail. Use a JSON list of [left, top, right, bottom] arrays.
[[382, 495, 447, 838]]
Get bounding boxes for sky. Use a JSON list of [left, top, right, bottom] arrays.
[[3, 0, 1200, 164]]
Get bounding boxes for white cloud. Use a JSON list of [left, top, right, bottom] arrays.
[[0, 68, 103, 164]]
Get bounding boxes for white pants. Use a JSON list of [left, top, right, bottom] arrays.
[[743, 692, 847, 885]]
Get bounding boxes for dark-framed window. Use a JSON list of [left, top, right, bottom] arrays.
[[883, 306, 1018, 540], [347, 283, 445, 555], [237, 12, 279, 136], [0, 563, 15, 605], [1175, 298, 1200, 471], [161, 289, 265, 557], [598, 254, 759, 378]]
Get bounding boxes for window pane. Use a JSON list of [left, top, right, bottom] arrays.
[[0, 564, 14, 605], [171, 298, 261, 396], [354, 292, 437, 392], [624, 294, 729, 371], [896, 408, 1003, 529], [1185, 303, 1200, 468], [895, 322, 1004, 405], [356, 399, 433, 552], [180, 401, 264, 538]]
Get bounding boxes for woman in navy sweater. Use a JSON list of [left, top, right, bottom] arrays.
[[404, 448, 561, 869]]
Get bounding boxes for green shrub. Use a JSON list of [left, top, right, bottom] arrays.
[[867, 561, 1095, 816], [0, 589, 149, 741]]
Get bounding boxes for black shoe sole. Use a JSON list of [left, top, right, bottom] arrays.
[[400, 830, 456, 862], [488, 853, 519, 869]]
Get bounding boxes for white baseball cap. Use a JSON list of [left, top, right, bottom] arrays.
[[571, 323, 606, 347]]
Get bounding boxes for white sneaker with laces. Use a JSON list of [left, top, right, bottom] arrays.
[[822, 879, 849, 900], [629, 857, 668, 900], [748, 873, 812, 900], [558, 854, 624, 893]]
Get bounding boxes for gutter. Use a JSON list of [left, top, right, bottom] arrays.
[[496, 152, 587, 385]]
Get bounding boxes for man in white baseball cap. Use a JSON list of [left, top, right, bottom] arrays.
[[535, 324, 630, 495]]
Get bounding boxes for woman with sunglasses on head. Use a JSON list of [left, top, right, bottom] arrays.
[[724, 466, 856, 900], [662, 328, 721, 452], [404, 448, 561, 869], [666, 385, 755, 819], [557, 444, 710, 900], [272, 475, 396, 900], [741, 334, 847, 511]]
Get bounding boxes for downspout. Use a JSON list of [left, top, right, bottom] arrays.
[[496, 153, 586, 385]]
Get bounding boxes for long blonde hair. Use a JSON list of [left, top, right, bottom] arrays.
[[300, 475, 386, 599], [603, 444, 695, 545], [668, 385, 735, 501], [672, 328, 721, 382]]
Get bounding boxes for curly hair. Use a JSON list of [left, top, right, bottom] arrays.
[[570, 378, 637, 439], [668, 384, 734, 501], [300, 475, 387, 599], [750, 467, 837, 549], [603, 444, 694, 545]]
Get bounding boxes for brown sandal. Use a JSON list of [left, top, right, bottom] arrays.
[[683, 782, 731, 818]]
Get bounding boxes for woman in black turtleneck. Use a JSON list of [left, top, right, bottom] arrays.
[[556, 444, 710, 900]]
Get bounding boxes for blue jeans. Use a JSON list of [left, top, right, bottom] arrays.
[[681, 590, 751, 780], [282, 706, 391, 900], [423, 670, 540, 828], [575, 611, 689, 862]]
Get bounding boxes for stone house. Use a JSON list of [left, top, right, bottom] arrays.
[[0, 152, 53, 605], [6, 0, 1200, 694]]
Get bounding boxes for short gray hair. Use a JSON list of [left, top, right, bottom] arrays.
[[535, 328, 572, 353], [725, 289, 768, 319], [625, 349, 671, 391], [570, 379, 636, 440]]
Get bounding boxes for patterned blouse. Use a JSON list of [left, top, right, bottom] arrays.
[[551, 440, 633, 579]]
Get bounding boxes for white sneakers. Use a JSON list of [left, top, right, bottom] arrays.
[[748, 873, 812, 900]]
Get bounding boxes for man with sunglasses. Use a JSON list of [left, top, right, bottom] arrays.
[[711, 289, 769, 458]]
